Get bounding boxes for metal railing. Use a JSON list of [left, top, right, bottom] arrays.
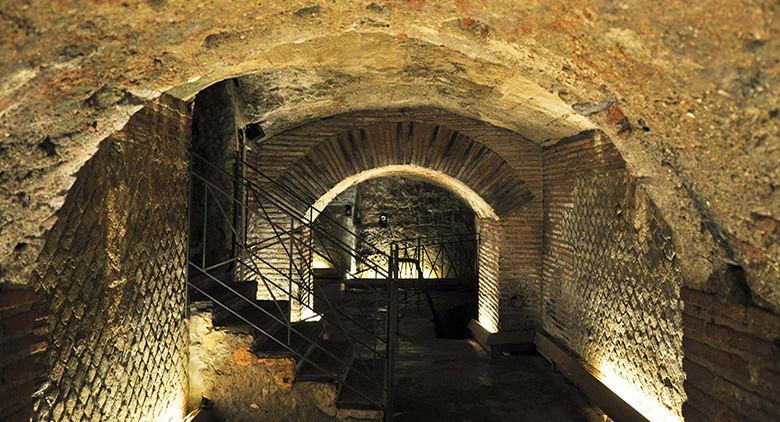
[[187, 152, 398, 420], [394, 233, 479, 281], [187, 151, 480, 420]]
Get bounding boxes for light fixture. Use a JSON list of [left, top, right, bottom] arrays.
[[244, 122, 265, 142]]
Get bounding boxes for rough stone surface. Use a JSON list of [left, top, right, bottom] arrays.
[[188, 308, 356, 422], [30, 96, 190, 421], [3, 1, 777, 315], [352, 176, 476, 278], [1, 2, 778, 420]]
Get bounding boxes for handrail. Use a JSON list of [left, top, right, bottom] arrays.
[[193, 151, 390, 279], [190, 168, 390, 286], [189, 151, 480, 422], [189, 152, 396, 418], [195, 151, 388, 260], [193, 176, 388, 351], [187, 269, 387, 409], [240, 156, 388, 258], [245, 183, 390, 280]]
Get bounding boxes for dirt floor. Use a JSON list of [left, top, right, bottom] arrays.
[[394, 307, 607, 422]]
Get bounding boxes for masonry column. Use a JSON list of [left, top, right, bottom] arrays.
[[476, 217, 501, 334], [32, 95, 191, 421]]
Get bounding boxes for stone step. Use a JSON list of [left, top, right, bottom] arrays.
[[253, 320, 323, 359], [188, 271, 256, 303], [336, 358, 385, 411], [213, 299, 290, 328], [296, 337, 354, 382]]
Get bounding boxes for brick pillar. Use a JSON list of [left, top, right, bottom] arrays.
[[477, 217, 501, 333], [32, 95, 191, 421]]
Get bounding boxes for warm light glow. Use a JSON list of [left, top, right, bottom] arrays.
[[311, 255, 333, 269], [183, 408, 202, 422], [398, 261, 439, 279], [299, 306, 322, 322], [477, 310, 498, 334], [155, 393, 186, 422], [309, 165, 499, 220], [596, 360, 681, 422], [354, 268, 381, 279]]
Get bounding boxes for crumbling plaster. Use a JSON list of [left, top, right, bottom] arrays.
[[1, 1, 777, 311]]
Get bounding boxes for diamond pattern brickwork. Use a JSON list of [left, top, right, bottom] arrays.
[[31, 96, 191, 421], [543, 134, 685, 419]]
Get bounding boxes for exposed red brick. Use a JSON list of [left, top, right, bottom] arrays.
[[683, 287, 780, 421], [4, 405, 34, 422], [683, 337, 749, 383], [254, 109, 545, 329], [0, 289, 37, 311], [1, 309, 47, 336], [683, 314, 780, 368], [0, 379, 39, 417], [1, 353, 46, 388], [683, 382, 743, 422]]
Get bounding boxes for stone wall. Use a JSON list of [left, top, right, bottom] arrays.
[[190, 80, 241, 273], [476, 218, 501, 333], [353, 176, 476, 279], [188, 308, 336, 421], [311, 187, 356, 276], [243, 201, 313, 321], [0, 284, 48, 421], [542, 133, 685, 420], [682, 286, 780, 421], [31, 96, 191, 421]]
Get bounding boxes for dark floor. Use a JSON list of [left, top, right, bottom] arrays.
[[394, 307, 607, 422]]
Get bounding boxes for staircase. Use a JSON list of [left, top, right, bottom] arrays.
[[188, 270, 387, 409], [188, 152, 397, 420], [187, 152, 479, 420]]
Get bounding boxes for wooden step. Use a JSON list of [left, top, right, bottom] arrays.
[[336, 358, 385, 411], [296, 338, 354, 382]]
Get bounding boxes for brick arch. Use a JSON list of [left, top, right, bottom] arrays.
[[247, 112, 544, 334], [249, 108, 544, 334], [272, 121, 532, 219], [310, 165, 499, 220]]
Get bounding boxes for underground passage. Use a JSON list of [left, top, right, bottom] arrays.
[[1, 2, 779, 422]]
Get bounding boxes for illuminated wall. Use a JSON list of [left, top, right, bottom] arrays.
[[351, 176, 477, 280], [32, 97, 190, 421], [477, 218, 501, 333], [242, 203, 313, 322], [542, 134, 685, 421]]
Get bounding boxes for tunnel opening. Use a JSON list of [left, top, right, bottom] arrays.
[[7, 38, 775, 422], [311, 175, 479, 339], [180, 86, 694, 422]]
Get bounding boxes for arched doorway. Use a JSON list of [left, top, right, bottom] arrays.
[[241, 112, 540, 337]]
